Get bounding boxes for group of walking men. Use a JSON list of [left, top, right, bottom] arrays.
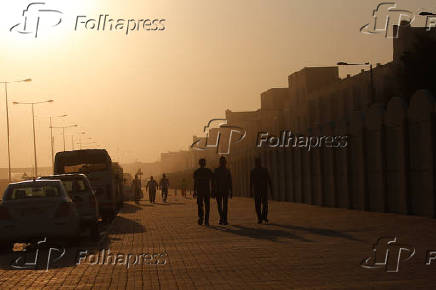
[[132, 156, 273, 225], [193, 156, 273, 226], [133, 174, 170, 203], [146, 174, 170, 203]]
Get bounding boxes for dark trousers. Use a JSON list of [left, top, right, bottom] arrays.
[[135, 190, 141, 202], [255, 192, 268, 221], [149, 190, 156, 203], [197, 194, 210, 222], [162, 190, 168, 202], [216, 194, 229, 222]]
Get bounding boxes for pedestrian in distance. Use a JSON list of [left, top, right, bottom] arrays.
[[213, 156, 232, 225], [131, 176, 136, 199], [193, 158, 213, 226], [181, 178, 187, 198], [133, 174, 142, 205], [159, 174, 170, 202], [250, 158, 273, 224], [146, 176, 158, 203]]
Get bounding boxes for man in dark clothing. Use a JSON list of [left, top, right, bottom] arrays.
[[159, 174, 170, 202], [146, 176, 158, 203], [181, 178, 187, 198], [250, 158, 273, 224], [213, 156, 232, 225], [193, 158, 213, 226], [133, 174, 142, 204]]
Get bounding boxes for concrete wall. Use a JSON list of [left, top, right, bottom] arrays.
[[225, 90, 436, 219]]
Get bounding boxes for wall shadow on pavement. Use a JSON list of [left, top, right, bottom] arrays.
[[269, 223, 362, 242], [109, 216, 146, 234], [209, 225, 312, 243]]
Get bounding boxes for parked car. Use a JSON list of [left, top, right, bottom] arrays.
[[38, 174, 100, 240], [54, 150, 119, 223], [0, 180, 80, 252]]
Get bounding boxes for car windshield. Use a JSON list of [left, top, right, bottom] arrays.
[[5, 184, 62, 200], [40, 176, 90, 195], [64, 163, 108, 173], [61, 179, 89, 194]]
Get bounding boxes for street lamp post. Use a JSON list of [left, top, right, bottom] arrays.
[[0, 78, 32, 182], [78, 132, 87, 150], [81, 141, 97, 149], [71, 135, 75, 150], [337, 62, 374, 105], [51, 124, 78, 152], [63, 128, 66, 151], [13, 99, 54, 177], [49, 114, 68, 169]]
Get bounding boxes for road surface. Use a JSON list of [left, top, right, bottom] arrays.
[[1, 192, 436, 289]]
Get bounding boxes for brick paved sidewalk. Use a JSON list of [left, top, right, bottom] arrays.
[[1, 191, 436, 289]]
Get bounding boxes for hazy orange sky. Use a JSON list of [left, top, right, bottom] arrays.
[[0, 0, 435, 168]]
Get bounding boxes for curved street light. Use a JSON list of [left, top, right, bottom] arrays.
[[13, 99, 54, 177], [0, 78, 32, 181], [419, 11, 436, 16]]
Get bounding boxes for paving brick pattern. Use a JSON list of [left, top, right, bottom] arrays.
[[1, 191, 436, 289]]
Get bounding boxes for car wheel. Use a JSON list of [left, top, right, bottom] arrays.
[[90, 221, 99, 241]]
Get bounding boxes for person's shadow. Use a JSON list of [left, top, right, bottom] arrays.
[[269, 223, 362, 242], [153, 202, 185, 206], [209, 224, 312, 243], [209, 223, 362, 243]]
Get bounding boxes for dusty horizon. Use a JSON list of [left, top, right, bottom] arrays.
[[1, 0, 434, 168]]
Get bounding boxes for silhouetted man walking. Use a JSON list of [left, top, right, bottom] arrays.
[[213, 156, 232, 225], [146, 176, 158, 203], [159, 174, 170, 202], [181, 178, 187, 198], [193, 158, 213, 226], [133, 174, 142, 204], [250, 158, 273, 224]]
